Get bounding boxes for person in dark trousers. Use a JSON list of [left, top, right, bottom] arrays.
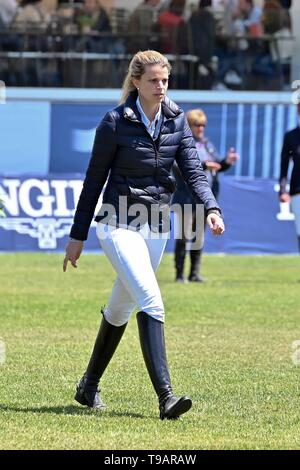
[[63, 50, 224, 420], [173, 108, 238, 283], [279, 103, 300, 253]]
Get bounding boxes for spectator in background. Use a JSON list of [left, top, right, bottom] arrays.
[[223, 0, 239, 35], [71, 0, 118, 87], [250, 0, 291, 87], [10, 0, 59, 85], [74, 0, 111, 35], [157, 0, 186, 53], [173, 108, 238, 283], [0, 0, 18, 82], [127, 0, 161, 53], [279, 103, 300, 253], [12, 0, 57, 31], [236, 0, 263, 37], [186, 0, 216, 89], [267, 2, 293, 85], [214, 0, 245, 89], [0, 0, 18, 27], [262, 0, 285, 34], [73, 0, 112, 54], [277, 0, 292, 32]]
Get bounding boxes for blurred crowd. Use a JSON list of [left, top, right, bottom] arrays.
[[0, 0, 294, 89]]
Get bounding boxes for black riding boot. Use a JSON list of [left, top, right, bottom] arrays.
[[75, 316, 127, 409], [189, 249, 204, 282], [136, 311, 192, 420], [175, 239, 186, 282]]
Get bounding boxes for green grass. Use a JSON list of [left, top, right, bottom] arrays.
[[0, 253, 300, 450]]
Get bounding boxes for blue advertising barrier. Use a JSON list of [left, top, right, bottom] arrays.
[[1, 98, 298, 179], [50, 104, 110, 173], [0, 175, 298, 253], [0, 101, 51, 174], [201, 176, 298, 254], [49, 101, 297, 179], [1, 90, 298, 253]]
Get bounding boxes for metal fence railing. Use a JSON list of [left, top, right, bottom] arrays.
[[0, 31, 294, 89]]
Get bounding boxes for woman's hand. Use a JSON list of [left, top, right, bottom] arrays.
[[63, 240, 84, 272], [205, 161, 222, 172], [207, 213, 225, 236], [225, 147, 239, 165], [279, 192, 290, 203]]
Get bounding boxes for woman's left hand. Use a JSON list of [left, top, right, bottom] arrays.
[[63, 240, 84, 272], [207, 213, 225, 236], [225, 147, 239, 165]]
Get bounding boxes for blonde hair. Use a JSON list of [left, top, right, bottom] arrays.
[[120, 50, 171, 104], [186, 109, 207, 127]]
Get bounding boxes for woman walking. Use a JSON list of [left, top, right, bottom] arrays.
[[63, 50, 224, 420]]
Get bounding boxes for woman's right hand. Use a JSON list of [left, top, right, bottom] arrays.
[[279, 193, 290, 203], [205, 161, 222, 172], [63, 240, 84, 272]]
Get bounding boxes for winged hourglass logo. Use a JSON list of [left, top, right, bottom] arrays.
[[0, 177, 85, 249], [0, 217, 73, 249]]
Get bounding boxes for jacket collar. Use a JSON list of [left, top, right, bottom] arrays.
[[162, 95, 182, 119], [123, 91, 141, 122], [123, 91, 182, 122]]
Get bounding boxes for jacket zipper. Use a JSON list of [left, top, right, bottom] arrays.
[[125, 115, 163, 196]]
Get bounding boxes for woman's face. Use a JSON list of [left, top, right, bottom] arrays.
[[190, 118, 207, 140], [133, 64, 169, 107]]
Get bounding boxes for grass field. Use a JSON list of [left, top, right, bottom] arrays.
[[0, 252, 300, 450]]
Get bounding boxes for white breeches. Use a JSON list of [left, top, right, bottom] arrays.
[[96, 223, 168, 326]]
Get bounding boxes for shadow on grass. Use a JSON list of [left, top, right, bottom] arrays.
[[0, 404, 146, 419]]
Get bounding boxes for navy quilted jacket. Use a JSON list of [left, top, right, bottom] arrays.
[[70, 91, 220, 240]]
